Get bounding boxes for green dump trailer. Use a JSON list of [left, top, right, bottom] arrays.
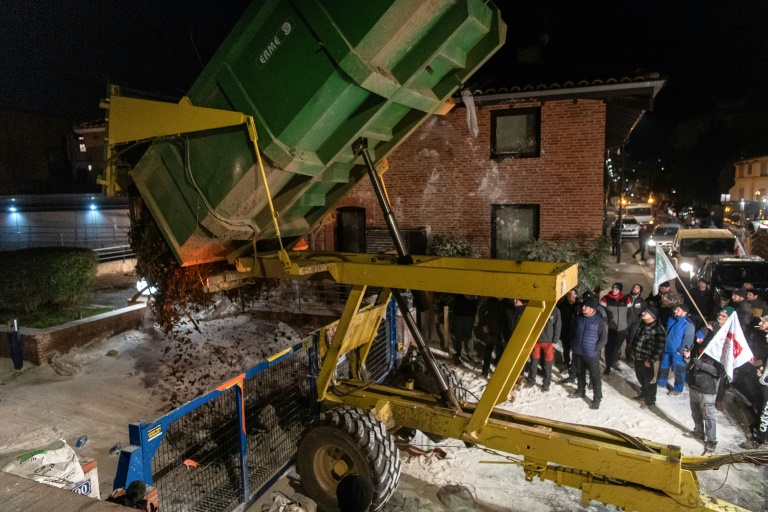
[[116, 0, 505, 266]]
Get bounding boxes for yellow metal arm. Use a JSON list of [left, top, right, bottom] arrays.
[[101, 86, 291, 268]]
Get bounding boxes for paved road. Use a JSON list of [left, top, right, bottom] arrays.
[[603, 238, 655, 296]]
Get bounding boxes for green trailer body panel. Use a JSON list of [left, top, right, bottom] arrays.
[[131, 0, 505, 266]]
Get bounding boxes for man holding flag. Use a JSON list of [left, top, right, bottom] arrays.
[[683, 309, 728, 454], [684, 307, 754, 453]]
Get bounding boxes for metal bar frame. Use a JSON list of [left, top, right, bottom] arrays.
[[229, 250, 748, 512]]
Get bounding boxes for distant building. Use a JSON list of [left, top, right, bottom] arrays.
[[729, 156, 768, 203], [0, 111, 72, 194], [72, 120, 106, 188], [316, 74, 666, 258], [0, 111, 103, 195]]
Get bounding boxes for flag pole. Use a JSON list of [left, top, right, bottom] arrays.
[[675, 276, 709, 327], [655, 250, 708, 327]]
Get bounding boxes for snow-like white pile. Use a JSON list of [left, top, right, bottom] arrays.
[[387, 356, 765, 511]]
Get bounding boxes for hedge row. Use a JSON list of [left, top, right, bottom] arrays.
[[0, 247, 98, 312]]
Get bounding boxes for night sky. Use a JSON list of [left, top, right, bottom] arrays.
[[2, 0, 767, 200]]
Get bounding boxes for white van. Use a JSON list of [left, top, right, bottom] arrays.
[[623, 204, 654, 225]]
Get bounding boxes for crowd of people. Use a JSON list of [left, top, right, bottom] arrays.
[[439, 277, 768, 454]]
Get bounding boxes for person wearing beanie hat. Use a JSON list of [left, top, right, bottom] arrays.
[[600, 283, 632, 375], [729, 290, 753, 328], [657, 304, 695, 395], [568, 298, 608, 410], [629, 306, 666, 408], [336, 474, 373, 512]]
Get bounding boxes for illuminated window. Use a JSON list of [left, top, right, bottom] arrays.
[[79, 143, 87, 152], [490, 107, 541, 159], [87, 164, 93, 171]]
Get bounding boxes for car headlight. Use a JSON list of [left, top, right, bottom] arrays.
[[679, 262, 693, 273], [647, 239, 656, 246]]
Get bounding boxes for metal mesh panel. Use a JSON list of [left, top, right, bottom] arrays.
[[331, 316, 391, 381], [152, 387, 243, 512], [243, 349, 314, 493], [365, 319, 391, 381]]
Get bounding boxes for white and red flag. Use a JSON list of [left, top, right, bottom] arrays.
[[703, 312, 754, 381]]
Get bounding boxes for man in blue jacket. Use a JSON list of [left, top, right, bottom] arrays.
[[568, 297, 609, 410], [657, 304, 695, 395]]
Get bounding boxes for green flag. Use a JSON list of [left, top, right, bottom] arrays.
[[653, 249, 678, 294]]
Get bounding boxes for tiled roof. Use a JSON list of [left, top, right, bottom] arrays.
[[454, 71, 666, 150], [459, 71, 663, 97]]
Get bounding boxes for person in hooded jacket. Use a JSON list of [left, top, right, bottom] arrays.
[[683, 315, 726, 455], [658, 304, 695, 395], [629, 306, 666, 408], [479, 297, 505, 379], [600, 283, 632, 375], [625, 284, 647, 360], [568, 297, 609, 410]]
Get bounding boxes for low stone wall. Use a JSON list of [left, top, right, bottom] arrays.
[[0, 304, 146, 366], [96, 258, 137, 276]]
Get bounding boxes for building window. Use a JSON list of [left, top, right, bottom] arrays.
[[740, 165, 745, 177], [490, 107, 541, 159], [739, 188, 745, 200], [748, 163, 754, 175], [79, 143, 87, 153], [761, 161, 767, 176], [491, 204, 540, 260]]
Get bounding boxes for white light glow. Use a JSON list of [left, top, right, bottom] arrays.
[[136, 279, 157, 296]]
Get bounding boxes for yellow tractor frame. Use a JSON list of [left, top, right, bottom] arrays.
[[210, 251, 750, 512], [104, 86, 752, 512]]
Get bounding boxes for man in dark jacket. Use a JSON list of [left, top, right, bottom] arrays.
[[688, 278, 715, 321], [525, 306, 561, 391], [557, 288, 580, 375], [632, 224, 651, 262], [740, 329, 768, 450], [746, 289, 768, 318], [683, 323, 725, 455], [629, 306, 666, 408], [568, 297, 609, 410], [479, 297, 505, 379], [451, 294, 478, 363], [729, 289, 753, 329], [600, 283, 632, 375], [625, 284, 647, 359]]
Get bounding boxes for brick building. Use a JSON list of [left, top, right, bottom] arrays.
[[314, 75, 666, 258]]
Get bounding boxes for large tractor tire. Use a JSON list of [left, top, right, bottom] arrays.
[[297, 407, 401, 512]]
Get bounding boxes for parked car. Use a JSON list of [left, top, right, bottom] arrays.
[[647, 223, 680, 255], [679, 207, 712, 228], [695, 255, 768, 308], [619, 216, 640, 238], [743, 211, 768, 234], [623, 204, 654, 225], [670, 228, 737, 288]]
